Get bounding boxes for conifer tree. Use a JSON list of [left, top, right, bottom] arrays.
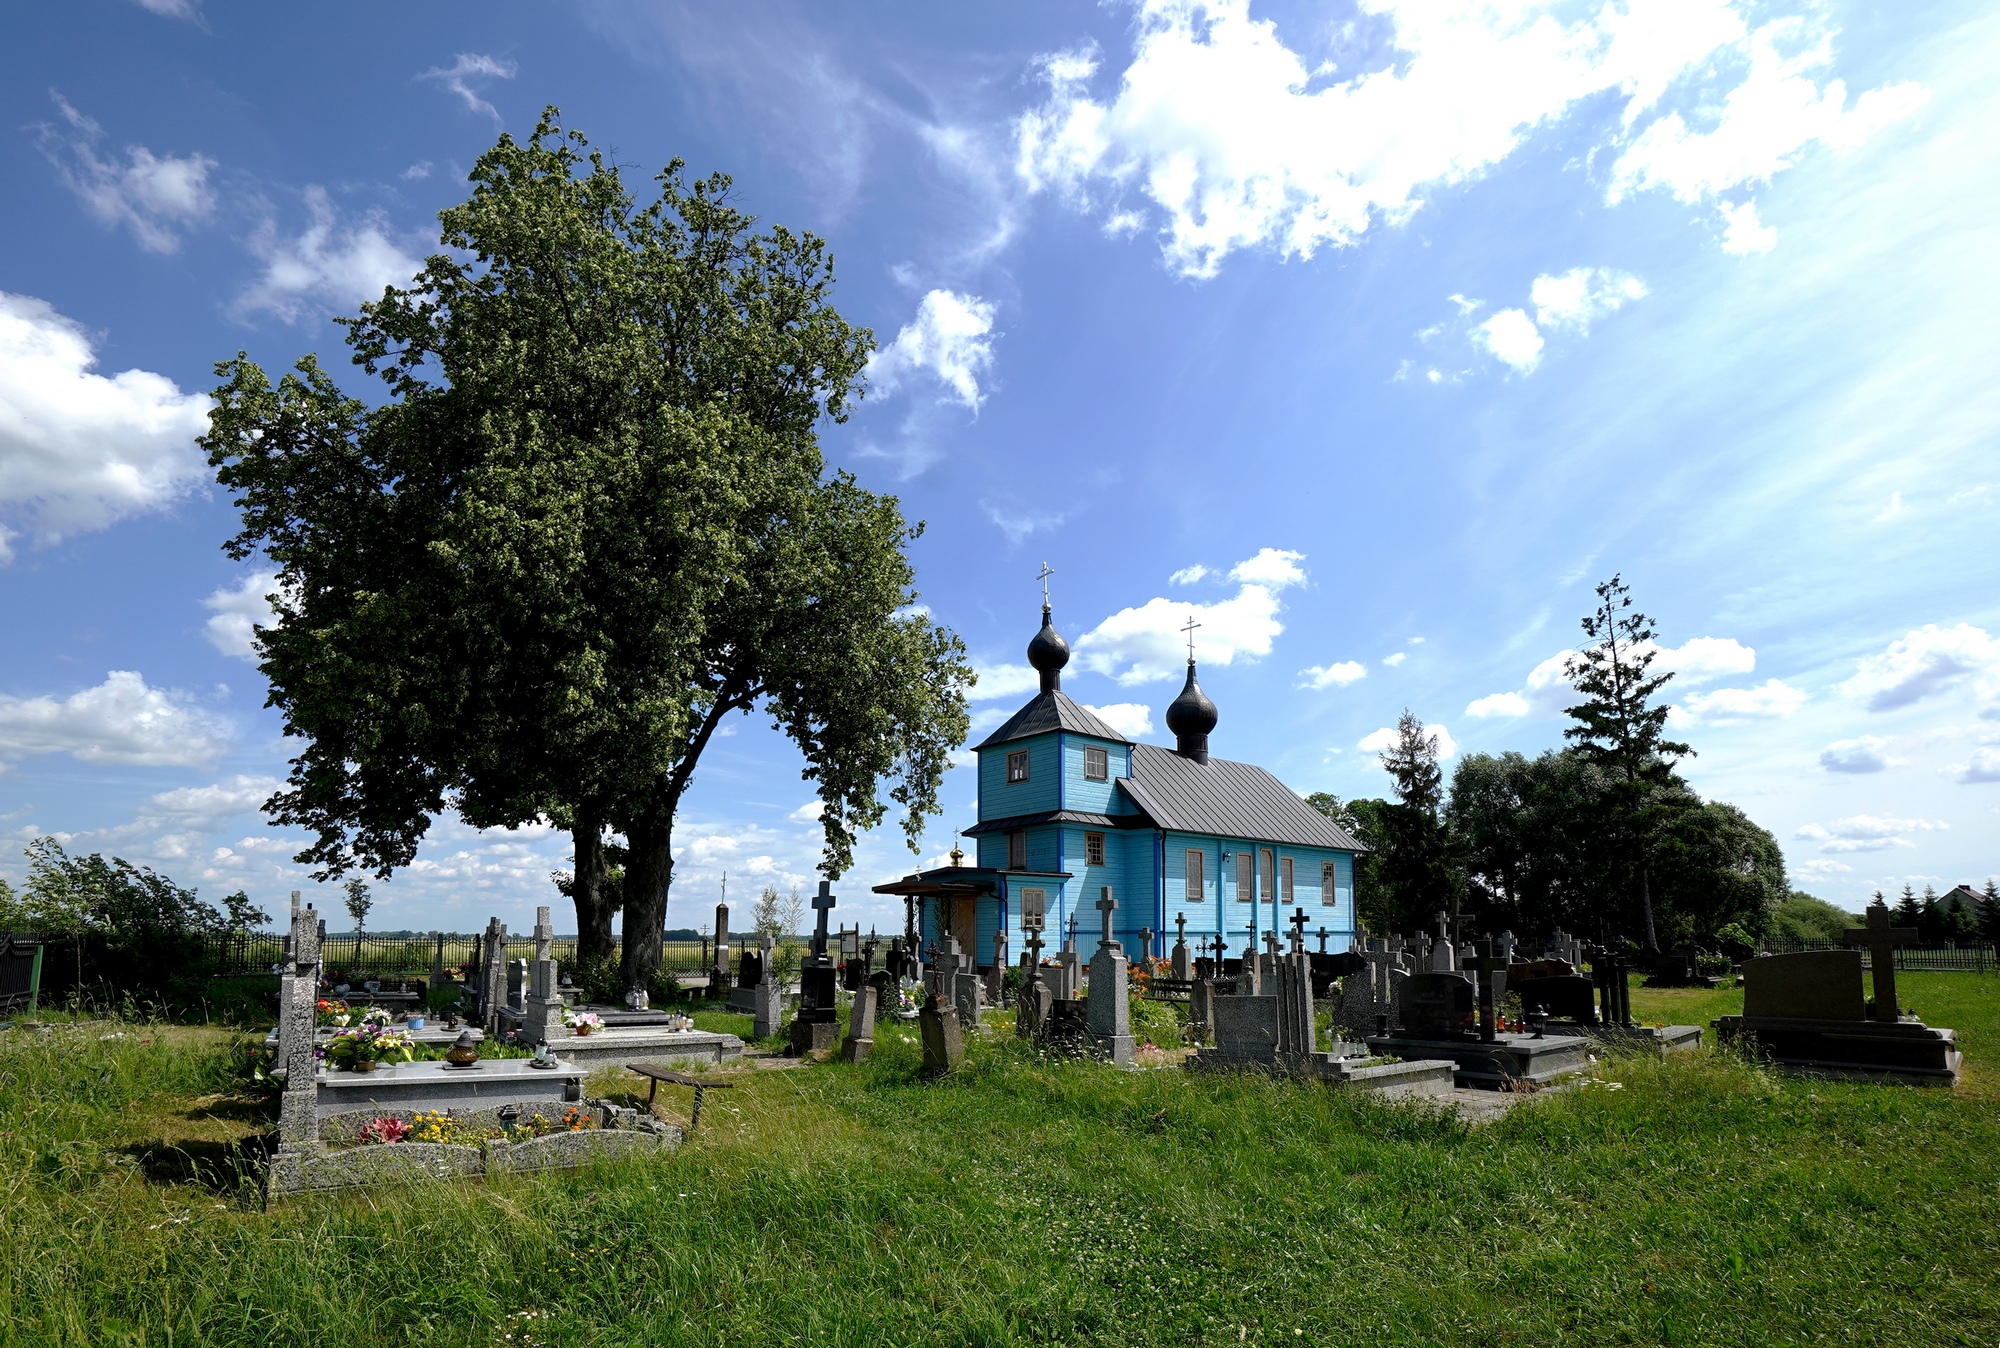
[[1980, 879, 2000, 942], [1371, 710, 1461, 935], [1892, 883, 1921, 927], [1562, 575, 1692, 952]]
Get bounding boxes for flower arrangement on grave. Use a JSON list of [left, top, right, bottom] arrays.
[[564, 1010, 604, 1036], [358, 1116, 410, 1145], [510, 1107, 598, 1139], [358, 1005, 395, 1029], [323, 1025, 416, 1072], [315, 998, 351, 1028], [408, 1110, 488, 1145]]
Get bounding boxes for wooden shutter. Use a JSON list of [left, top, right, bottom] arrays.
[[1185, 850, 1204, 901], [1235, 851, 1253, 902]]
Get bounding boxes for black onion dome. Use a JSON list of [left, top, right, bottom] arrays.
[[1165, 659, 1217, 761], [1027, 604, 1070, 692]]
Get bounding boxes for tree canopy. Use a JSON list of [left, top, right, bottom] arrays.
[[202, 111, 971, 988]]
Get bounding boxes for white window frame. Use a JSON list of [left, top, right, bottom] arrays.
[[1006, 750, 1030, 784], [1084, 831, 1106, 867], [1185, 849, 1204, 902], [1083, 746, 1109, 782]]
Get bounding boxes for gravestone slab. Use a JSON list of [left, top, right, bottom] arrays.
[[919, 992, 964, 1073], [1398, 972, 1476, 1041], [1743, 951, 1865, 1021], [1716, 945, 1960, 1084], [841, 985, 876, 1063]]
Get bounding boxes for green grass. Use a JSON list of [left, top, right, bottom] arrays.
[[3, 976, 1998, 1347]]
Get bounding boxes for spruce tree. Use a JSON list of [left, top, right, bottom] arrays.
[[1373, 710, 1461, 935], [1980, 879, 2000, 942], [1562, 575, 1692, 952], [1893, 883, 1922, 927]]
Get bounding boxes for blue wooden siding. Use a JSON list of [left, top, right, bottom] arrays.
[[1061, 735, 1130, 814], [978, 733, 1060, 820]]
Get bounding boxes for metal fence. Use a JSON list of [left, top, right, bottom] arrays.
[[1763, 936, 1995, 972], [196, 931, 714, 978]]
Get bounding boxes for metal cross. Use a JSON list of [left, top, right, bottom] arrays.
[[1317, 926, 1329, 954], [1181, 613, 1201, 660], [1037, 561, 1055, 606], [1289, 906, 1309, 952]]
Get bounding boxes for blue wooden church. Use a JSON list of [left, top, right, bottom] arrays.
[[876, 599, 1364, 975]]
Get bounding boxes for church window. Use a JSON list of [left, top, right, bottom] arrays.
[[1085, 831, 1106, 866], [1020, 888, 1046, 925], [1185, 850, 1204, 901], [1083, 746, 1109, 781], [1235, 851, 1253, 902], [1008, 831, 1027, 869], [1006, 750, 1030, 783], [1321, 861, 1338, 906], [1260, 849, 1276, 903], [1280, 856, 1295, 903]]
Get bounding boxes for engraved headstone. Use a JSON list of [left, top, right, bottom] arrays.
[[1086, 887, 1134, 1065]]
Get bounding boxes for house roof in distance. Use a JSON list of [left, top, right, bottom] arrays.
[[1117, 742, 1367, 852], [974, 689, 1132, 749]]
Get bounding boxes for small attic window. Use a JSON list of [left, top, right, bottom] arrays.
[[1083, 746, 1109, 781], [1006, 750, 1030, 783]]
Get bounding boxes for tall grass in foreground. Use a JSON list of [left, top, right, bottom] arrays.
[[1, 977, 1996, 1347]]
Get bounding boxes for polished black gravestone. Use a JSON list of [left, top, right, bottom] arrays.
[[1368, 971, 1590, 1088], [788, 882, 842, 1056]]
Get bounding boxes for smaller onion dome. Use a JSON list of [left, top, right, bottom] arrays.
[[1165, 658, 1218, 762], [1026, 604, 1070, 692]]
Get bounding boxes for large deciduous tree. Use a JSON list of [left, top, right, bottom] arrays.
[[1562, 574, 1692, 952], [203, 111, 972, 990]]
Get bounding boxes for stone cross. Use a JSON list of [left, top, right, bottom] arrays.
[[1844, 899, 1918, 1023], [1174, 911, 1188, 946], [1065, 911, 1079, 953], [1024, 927, 1045, 980], [1436, 911, 1451, 943], [277, 901, 323, 1148], [1317, 926, 1329, 954], [1139, 926, 1154, 960], [1496, 930, 1516, 965], [1289, 906, 1309, 953], [1095, 887, 1120, 951], [534, 905, 554, 961], [811, 880, 836, 960], [1263, 930, 1282, 957]]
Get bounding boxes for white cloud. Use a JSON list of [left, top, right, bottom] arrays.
[[0, 292, 211, 559], [1841, 624, 2000, 713], [131, 0, 202, 18], [1015, 0, 1766, 277], [1466, 691, 1530, 718], [1522, 650, 1580, 712], [1359, 723, 1457, 759], [1076, 548, 1306, 684], [1228, 547, 1305, 588], [1819, 737, 1889, 774], [111, 774, 280, 856], [1793, 858, 1853, 882], [866, 290, 997, 410], [1956, 747, 2000, 785], [1298, 661, 1365, 690], [419, 53, 517, 122], [33, 94, 215, 254], [1717, 198, 1778, 255], [202, 571, 281, 661], [1655, 636, 1757, 685], [1873, 492, 1904, 524], [1381, 652, 1407, 668], [983, 503, 1066, 543], [237, 187, 423, 323], [1607, 19, 1927, 211], [1083, 703, 1154, 739], [1475, 308, 1543, 372], [0, 671, 230, 768], [1679, 678, 1805, 721], [787, 800, 826, 824], [970, 662, 1042, 702], [402, 161, 433, 182], [1531, 268, 1650, 333], [1169, 564, 1210, 586], [1795, 814, 1947, 853]]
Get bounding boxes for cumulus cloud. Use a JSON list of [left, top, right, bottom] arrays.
[[969, 662, 1042, 703], [1298, 661, 1365, 691], [419, 53, 517, 121], [1717, 199, 1778, 255], [1655, 636, 1757, 685], [108, 774, 280, 856], [202, 571, 281, 661], [1169, 564, 1210, 586], [1083, 703, 1155, 739], [33, 93, 215, 254], [237, 187, 422, 323], [1359, 723, 1457, 760], [866, 290, 998, 410], [1678, 678, 1806, 721], [1076, 548, 1306, 685], [1819, 737, 1889, 774], [0, 671, 230, 768], [1474, 308, 1544, 372], [1841, 624, 2000, 713], [1607, 19, 1927, 213], [1792, 858, 1853, 882], [1795, 814, 1946, 853], [0, 292, 211, 559], [787, 800, 826, 824], [1955, 747, 2000, 785], [1532, 268, 1650, 333], [1382, 652, 1407, 668], [1466, 691, 1530, 719]]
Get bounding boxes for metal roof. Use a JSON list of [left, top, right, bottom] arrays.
[[1116, 742, 1368, 851], [974, 690, 1133, 749], [963, 809, 1141, 836]]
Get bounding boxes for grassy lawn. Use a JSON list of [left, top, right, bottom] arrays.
[[2, 974, 1997, 1347]]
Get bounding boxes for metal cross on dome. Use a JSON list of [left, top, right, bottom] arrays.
[[1181, 613, 1201, 660], [1037, 561, 1055, 606]]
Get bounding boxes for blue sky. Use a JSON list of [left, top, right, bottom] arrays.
[[1, 0, 1994, 936]]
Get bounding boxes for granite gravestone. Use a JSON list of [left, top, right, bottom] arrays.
[[276, 897, 323, 1149], [480, 916, 508, 1037], [752, 931, 783, 1040], [841, 984, 877, 1063], [1742, 951, 1866, 1021], [919, 990, 964, 1073], [520, 906, 567, 1045], [1085, 888, 1134, 1066], [1399, 972, 1476, 1041], [789, 882, 841, 1056]]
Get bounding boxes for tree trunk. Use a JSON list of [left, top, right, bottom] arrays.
[[620, 812, 675, 994], [571, 815, 616, 967], [1639, 858, 1659, 954]]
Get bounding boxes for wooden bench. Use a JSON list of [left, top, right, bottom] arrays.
[[627, 1064, 734, 1130]]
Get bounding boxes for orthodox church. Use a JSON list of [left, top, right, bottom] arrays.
[[876, 599, 1364, 975]]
